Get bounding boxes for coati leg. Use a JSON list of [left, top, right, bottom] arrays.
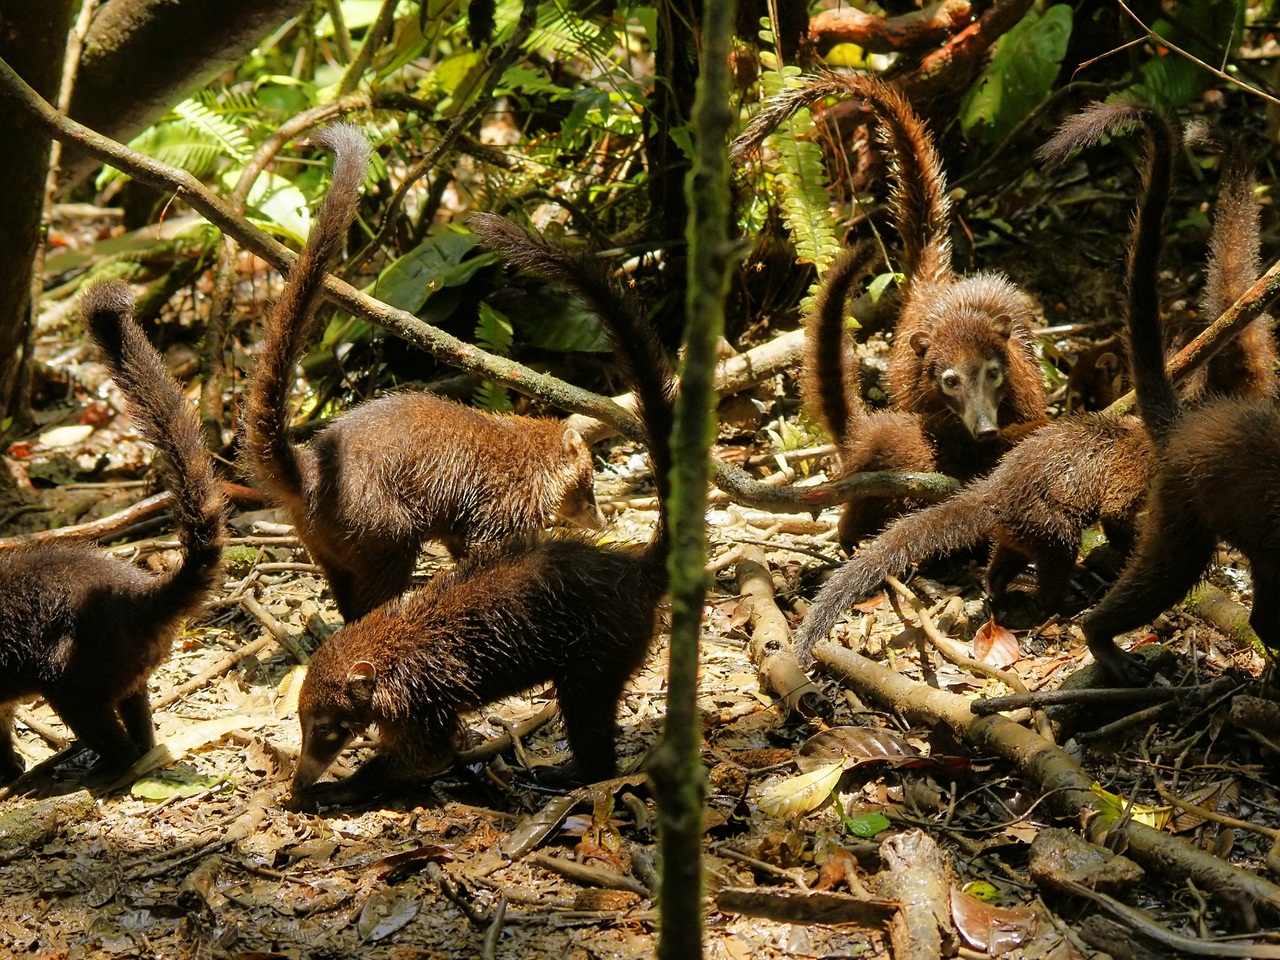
[[0, 706, 22, 784], [117, 690, 157, 753], [44, 696, 142, 776], [1245, 559, 1280, 656], [556, 679, 630, 782], [1080, 480, 1216, 684]]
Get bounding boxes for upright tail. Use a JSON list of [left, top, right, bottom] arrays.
[[792, 481, 994, 667], [730, 71, 952, 287], [801, 243, 880, 445], [1186, 123, 1277, 399], [468, 213, 677, 552], [243, 124, 371, 510], [82, 280, 227, 617], [1040, 101, 1179, 446]]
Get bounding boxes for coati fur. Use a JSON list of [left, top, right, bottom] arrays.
[[793, 100, 1184, 669], [1048, 106, 1280, 683], [735, 72, 1047, 544], [0, 281, 227, 782], [290, 214, 675, 804], [242, 126, 602, 623]]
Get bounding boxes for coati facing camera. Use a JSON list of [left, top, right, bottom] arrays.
[[733, 72, 1048, 544], [0, 281, 227, 782], [289, 214, 675, 804], [243, 126, 602, 623], [1045, 103, 1280, 684]]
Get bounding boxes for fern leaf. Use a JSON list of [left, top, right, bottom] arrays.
[[173, 99, 251, 161], [473, 302, 513, 412]]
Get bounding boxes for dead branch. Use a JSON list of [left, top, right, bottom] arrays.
[[810, 0, 973, 55], [0, 482, 262, 550], [734, 546, 827, 719], [239, 594, 310, 665], [897, 0, 1035, 107], [152, 631, 278, 711], [814, 641, 1280, 929]]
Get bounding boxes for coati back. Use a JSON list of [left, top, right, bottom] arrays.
[[242, 126, 602, 622], [791, 415, 1152, 667], [290, 215, 675, 804], [0, 281, 227, 782], [1046, 104, 1280, 682], [734, 72, 1047, 543]]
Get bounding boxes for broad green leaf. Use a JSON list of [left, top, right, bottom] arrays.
[[756, 760, 844, 817], [221, 170, 311, 245], [960, 5, 1073, 146], [840, 811, 891, 838], [371, 231, 495, 315], [515, 290, 610, 353], [131, 769, 228, 801]]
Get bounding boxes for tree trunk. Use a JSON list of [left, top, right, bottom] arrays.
[[59, 0, 310, 189], [0, 1, 75, 415]]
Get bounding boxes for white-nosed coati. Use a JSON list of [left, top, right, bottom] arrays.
[[243, 126, 603, 623], [0, 281, 227, 782], [793, 102, 1280, 672], [734, 72, 1048, 546], [289, 214, 675, 805], [1047, 106, 1280, 683]]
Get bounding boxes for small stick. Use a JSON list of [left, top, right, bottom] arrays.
[[152, 632, 278, 711], [972, 684, 1220, 715], [13, 706, 69, 749], [481, 895, 508, 960], [239, 594, 310, 665]]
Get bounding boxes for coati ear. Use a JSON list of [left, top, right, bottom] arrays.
[[562, 428, 588, 460], [346, 661, 377, 704], [991, 314, 1013, 338], [909, 331, 931, 357]]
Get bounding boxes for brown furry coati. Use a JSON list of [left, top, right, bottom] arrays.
[[0, 281, 227, 782], [1046, 105, 1280, 683], [289, 214, 675, 804], [734, 72, 1047, 543], [243, 126, 602, 623], [791, 414, 1153, 667], [793, 99, 1183, 668]]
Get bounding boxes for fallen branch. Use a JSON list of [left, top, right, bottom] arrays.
[[0, 482, 262, 550], [810, 0, 972, 55], [734, 546, 827, 719], [815, 641, 1280, 928]]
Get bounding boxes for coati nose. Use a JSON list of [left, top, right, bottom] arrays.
[[970, 413, 1000, 440]]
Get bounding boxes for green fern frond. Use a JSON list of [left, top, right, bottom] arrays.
[[759, 60, 842, 275], [173, 99, 252, 160], [472, 302, 513, 412], [198, 88, 261, 118]]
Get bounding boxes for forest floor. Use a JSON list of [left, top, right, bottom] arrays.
[[0, 197, 1278, 959]]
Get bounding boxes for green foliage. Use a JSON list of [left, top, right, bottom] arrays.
[[960, 5, 1073, 146], [838, 808, 891, 839], [1131, 0, 1242, 108], [97, 97, 251, 190], [757, 50, 842, 273], [472, 302, 514, 411]]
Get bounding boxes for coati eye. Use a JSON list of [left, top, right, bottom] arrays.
[[941, 372, 961, 391], [986, 367, 1002, 382]]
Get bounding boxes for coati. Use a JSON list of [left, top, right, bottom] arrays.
[[1048, 105, 1280, 683], [289, 213, 675, 804], [243, 125, 603, 623], [734, 72, 1048, 544], [0, 281, 227, 782]]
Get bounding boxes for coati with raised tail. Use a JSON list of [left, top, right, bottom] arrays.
[[793, 100, 1180, 669], [0, 281, 227, 782], [1049, 108, 1280, 683], [243, 126, 602, 623], [734, 72, 1047, 544], [290, 214, 675, 804]]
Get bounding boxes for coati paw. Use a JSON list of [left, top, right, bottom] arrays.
[[1090, 643, 1152, 686]]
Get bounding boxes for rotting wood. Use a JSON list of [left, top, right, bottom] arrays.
[[815, 641, 1280, 929], [734, 545, 827, 719]]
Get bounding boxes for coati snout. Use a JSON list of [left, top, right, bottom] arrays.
[[911, 310, 1019, 442]]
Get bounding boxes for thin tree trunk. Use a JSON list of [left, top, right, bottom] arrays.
[[0, 0, 75, 418], [59, 0, 310, 189], [651, 0, 738, 956]]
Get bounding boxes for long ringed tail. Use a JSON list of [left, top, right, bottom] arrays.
[[468, 213, 677, 553], [1039, 101, 1179, 446], [730, 71, 952, 286], [243, 123, 371, 510], [82, 280, 227, 618], [801, 242, 880, 444], [792, 480, 993, 667]]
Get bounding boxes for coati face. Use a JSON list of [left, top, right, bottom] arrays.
[[556, 429, 605, 529], [292, 657, 376, 794], [911, 323, 1011, 441]]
